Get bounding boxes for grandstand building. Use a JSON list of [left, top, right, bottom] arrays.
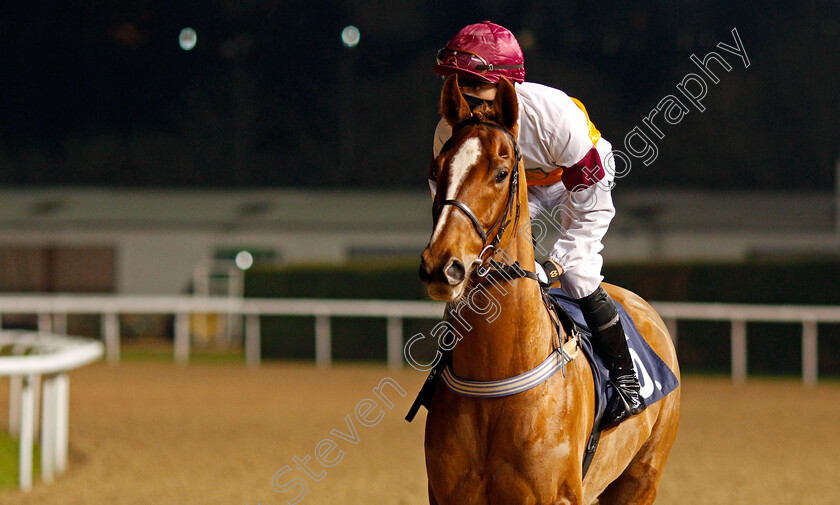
[[0, 188, 837, 294]]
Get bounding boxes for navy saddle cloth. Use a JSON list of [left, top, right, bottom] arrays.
[[548, 288, 679, 428]]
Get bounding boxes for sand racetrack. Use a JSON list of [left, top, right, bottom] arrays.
[[1, 362, 839, 505]]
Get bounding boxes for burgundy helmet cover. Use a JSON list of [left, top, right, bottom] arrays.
[[433, 21, 525, 84]]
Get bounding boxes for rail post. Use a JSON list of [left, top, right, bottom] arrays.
[[9, 375, 21, 438], [731, 319, 747, 384], [19, 374, 36, 491], [802, 319, 818, 387], [245, 314, 261, 367], [174, 312, 190, 365], [38, 313, 52, 333], [386, 316, 403, 369], [315, 314, 331, 368], [41, 375, 57, 483], [102, 312, 120, 365], [53, 313, 67, 337], [54, 373, 70, 474]]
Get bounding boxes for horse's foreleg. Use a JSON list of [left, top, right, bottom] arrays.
[[428, 483, 440, 505]]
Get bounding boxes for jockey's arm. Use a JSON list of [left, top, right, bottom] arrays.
[[543, 177, 615, 275], [540, 103, 616, 275]]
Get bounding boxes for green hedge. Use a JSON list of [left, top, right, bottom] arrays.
[[605, 260, 840, 377], [245, 260, 840, 376], [245, 260, 427, 300], [245, 260, 438, 363], [604, 260, 840, 305]]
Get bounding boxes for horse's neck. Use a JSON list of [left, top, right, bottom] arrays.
[[449, 232, 555, 382]]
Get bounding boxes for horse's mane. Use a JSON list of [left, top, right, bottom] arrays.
[[468, 100, 496, 123]]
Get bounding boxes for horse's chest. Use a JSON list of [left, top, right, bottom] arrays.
[[425, 393, 573, 504]]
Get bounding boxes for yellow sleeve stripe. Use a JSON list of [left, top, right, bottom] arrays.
[[570, 97, 601, 147]]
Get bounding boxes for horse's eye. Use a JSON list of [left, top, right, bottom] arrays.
[[495, 170, 509, 183]]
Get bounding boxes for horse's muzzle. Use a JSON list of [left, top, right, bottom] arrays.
[[420, 252, 466, 284], [420, 249, 470, 301]]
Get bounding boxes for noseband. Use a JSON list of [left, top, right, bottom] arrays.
[[434, 118, 523, 275]]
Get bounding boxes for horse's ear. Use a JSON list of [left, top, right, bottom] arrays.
[[492, 77, 519, 132], [440, 75, 472, 127]]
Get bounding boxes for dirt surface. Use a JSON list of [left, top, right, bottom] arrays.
[[1, 362, 839, 505]]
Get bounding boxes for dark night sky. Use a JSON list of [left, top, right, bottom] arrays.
[[0, 1, 838, 189]]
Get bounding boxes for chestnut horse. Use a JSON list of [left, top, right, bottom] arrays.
[[418, 75, 680, 505]]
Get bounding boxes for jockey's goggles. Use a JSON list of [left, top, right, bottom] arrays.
[[436, 47, 493, 74], [435, 47, 523, 78]]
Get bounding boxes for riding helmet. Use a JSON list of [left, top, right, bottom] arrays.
[[433, 21, 525, 84]]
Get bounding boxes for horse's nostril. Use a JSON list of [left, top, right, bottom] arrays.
[[419, 262, 432, 283], [444, 258, 466, 285], [419, 253, 436, 284]]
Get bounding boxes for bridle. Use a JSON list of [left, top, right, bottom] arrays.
[[422, 114, 579, 409], [433, 117, 523, 277]]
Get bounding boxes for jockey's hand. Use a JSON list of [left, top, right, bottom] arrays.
[[541, 260, 563, 287]]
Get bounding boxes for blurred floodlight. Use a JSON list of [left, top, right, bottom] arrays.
[[341, 25, 360, 48], [517, 29, 535, 50], [235, 250, 254, 270], [179, 28, 197, 51]]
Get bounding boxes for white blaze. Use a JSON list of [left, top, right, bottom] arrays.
[[431, 137, 482, 243]]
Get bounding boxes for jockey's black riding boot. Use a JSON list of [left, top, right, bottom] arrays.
[[577, 286, 646, 428]]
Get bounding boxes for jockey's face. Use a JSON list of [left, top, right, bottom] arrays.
[[458, 81, 498, 101]]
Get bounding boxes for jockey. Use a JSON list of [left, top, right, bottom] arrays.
[[430, 21, 644, 427]]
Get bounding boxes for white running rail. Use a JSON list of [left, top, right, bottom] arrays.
[[0, 331, 103, 490], [0, 295, 837, 386]]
